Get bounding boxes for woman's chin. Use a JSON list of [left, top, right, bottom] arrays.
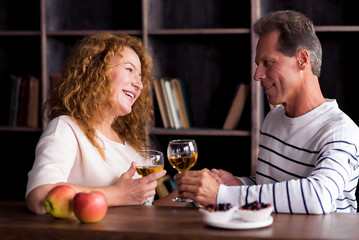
[[116, 108, 132, 117]]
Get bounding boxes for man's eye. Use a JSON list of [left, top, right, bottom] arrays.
[[263, 60, 273, 67]]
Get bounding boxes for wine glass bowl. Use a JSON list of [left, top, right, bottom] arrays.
[[167, 139, 198, 202], [136, 150, 164, 177], [135, 149, 164, 205], [167, 140, 198, 173]]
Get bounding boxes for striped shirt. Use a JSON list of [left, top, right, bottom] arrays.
[[218, 100, 359, 214]]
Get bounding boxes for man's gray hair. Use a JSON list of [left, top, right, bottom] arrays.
[[254, 10, 322, 77]]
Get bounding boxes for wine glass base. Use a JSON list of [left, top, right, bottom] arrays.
[[143, 196, 154, 205], [172, 197, 193, 203]]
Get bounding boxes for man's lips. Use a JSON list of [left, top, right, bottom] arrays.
[[263, 84, 274, 90]]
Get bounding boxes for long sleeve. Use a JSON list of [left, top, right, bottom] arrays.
[[219, 138, 358, 214], [218, 100, 359, 214]]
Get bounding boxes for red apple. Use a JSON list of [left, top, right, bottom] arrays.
[[44, 185, 76, 218], [73, 191, 108, 223]]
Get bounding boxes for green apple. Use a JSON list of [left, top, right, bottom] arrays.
[[44, 185, 76, 218], [73, 191, 108, 223]]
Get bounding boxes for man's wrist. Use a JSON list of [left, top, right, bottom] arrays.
[[217, 184, 240, 206]]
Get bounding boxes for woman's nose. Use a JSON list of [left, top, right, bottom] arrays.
[[132, 76, 143, 90]]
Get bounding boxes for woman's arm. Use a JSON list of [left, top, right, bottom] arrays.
[[26, 162, 166, 214], [153, 190, 188, 207]]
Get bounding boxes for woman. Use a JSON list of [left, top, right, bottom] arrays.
[[26, 33, 166, 214]]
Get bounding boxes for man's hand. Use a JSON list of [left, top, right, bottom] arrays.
[[210, 169, 242, 186], [174, 169, 220, 206]]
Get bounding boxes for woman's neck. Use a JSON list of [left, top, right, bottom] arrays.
[[97, 118, 124, 144]]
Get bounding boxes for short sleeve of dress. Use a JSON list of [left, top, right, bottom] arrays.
[[26, 116, 79, 196]]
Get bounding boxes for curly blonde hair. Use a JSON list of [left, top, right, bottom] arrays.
[[45, 32, 154, 159]]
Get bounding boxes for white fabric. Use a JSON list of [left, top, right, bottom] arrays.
[[26, 115, 140, 196], [218, 100, 359, 214]]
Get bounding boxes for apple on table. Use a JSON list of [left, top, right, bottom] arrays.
[[44, 185, 76, 218], [73, 191, 108, 223]]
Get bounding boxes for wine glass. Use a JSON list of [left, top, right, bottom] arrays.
[[167, 139, 198, 202], [135, 149, 164, 205]]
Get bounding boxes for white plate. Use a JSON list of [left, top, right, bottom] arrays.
[[203, 216, 273, 229], [199, 207, 237, 223]]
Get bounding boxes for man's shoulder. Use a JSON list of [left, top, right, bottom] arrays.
[[327, 111, 359, 134]]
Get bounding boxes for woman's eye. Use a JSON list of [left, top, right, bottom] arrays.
[[126, 68, 133, 73]]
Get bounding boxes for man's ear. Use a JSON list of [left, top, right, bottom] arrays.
[[297, 49, 310, 69]]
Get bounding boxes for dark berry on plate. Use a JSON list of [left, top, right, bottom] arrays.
[[241, 201, 270, 210], [205, 203, 232, 211]]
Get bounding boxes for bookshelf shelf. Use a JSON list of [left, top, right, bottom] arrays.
[[148, 28, 251, 35], [46, 30, 142, 37], [0, 126, 42, 132], [0, 31, 41, 36], [151, 127, 250, 137], [315, 26, 359, 32]]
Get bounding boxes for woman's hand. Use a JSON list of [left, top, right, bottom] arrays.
[[111, 162, 166, 205]]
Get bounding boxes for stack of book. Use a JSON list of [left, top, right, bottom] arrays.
[[153, 78, 191, 129], [8, 74, 40, 128]]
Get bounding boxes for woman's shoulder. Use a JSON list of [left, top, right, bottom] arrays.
[[46, 115, 75, 128], [43, 115, 82, 138]]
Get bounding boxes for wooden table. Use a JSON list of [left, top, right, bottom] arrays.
[[0, 201, 357, 240]]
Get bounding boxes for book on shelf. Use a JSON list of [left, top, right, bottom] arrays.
[[155, 175, 177, 199], [156, 175, 169, 198], [17, 76, 30, 126], [164, 80, 182, 129], [26, 75, 40, 127], [171, 78, 191, 128], [8, 75, 22, 127], [223, 83, 250, 130], [160, 78, 175, 128], [162, 175, 177, 192], [153, 78, 191, 129], [177, 78, 192, 127], [153, 78, 170, 128], [8, 74, 40, 128]]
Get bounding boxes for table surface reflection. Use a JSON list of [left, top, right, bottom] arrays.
[[0, 201, 357, 240]]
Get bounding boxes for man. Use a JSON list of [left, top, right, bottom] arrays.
[[174, 10, 359, 214]]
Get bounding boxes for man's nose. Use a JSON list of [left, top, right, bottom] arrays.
[[254, 65, 265, 81]]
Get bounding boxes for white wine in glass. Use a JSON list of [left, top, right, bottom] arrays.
[[167, 139, 198, 202], [135, 150, 164, 204]]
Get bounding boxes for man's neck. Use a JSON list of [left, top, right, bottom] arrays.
[[284, 75, 326, 118]]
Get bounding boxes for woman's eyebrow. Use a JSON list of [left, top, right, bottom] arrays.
[[124, 61, 142, 76]]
